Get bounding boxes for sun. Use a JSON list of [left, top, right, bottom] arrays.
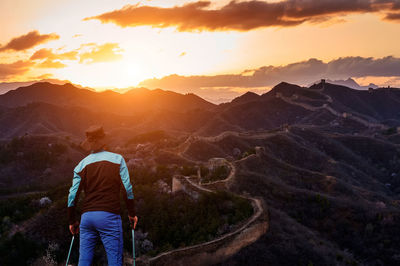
[[53, 59, 151, 90]]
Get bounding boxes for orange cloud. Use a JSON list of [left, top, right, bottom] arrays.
[[0, 30, 59, 52], [36, 59, 66, 69], [79, 43, 123, 64], [32, 73, 55, 80], [385, 12, 400, 20], [27, 43, 122, 68], [0, 60, 33, 79], [85, 0, 400, 31], [30, 48, 78, 60]]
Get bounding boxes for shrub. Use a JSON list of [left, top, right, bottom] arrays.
[[181, 165, 197, 176], [200, 165, 209, 177], [0, 233, 42, 265], [120, 188, 253, 255]]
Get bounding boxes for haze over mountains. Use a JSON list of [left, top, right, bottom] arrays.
[[0, 77, 386, 104]]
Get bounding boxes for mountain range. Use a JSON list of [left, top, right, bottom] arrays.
[[2, 80, 400, 265], [1, 81, 400, 140]]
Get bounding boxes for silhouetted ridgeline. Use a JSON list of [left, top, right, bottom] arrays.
[[1, 81, 400, 139]]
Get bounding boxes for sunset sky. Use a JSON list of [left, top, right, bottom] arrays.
[[1, 0, 400, 101]]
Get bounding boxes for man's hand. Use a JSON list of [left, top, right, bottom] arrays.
[[69, 221, 79, 235], [129, 215, 138, 230]]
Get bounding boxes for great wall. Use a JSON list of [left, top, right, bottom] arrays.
[[275, 84, 387, 130], [128, 135, 270, 266], [126, 81, 389, 265]]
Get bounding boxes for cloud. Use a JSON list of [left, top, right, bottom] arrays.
[[29, 48, 76, 69], [79, 43, 123, 64], [139, 56, 400, 90], [84, 0, 400, 31], [29, 43, 121, 67], [0, 30, 59, 52], [0, 60, 33, 79], [1, 42, 124, 80], [30, 48, 78, 61], [385, 12, 400, 20], [32, 73, 55, 80], [36, 59, 67, 69]]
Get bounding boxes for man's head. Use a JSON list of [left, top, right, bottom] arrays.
[[80, 125, 109, 152]]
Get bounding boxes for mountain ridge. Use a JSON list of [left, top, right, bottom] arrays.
[[0, 82, 216, 115], [2, 81, 400, 140]]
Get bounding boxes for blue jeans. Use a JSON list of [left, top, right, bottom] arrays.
[[79, 211, 123, 266]]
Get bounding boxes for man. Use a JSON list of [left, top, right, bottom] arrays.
[[67, 125, 138, 265]]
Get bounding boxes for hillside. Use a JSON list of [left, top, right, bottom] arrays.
[[179, 126, 400, 265], [200, 82, 400, 137], [1, 80, 400, 265], [0, 102, 219, 140], [0, 102, 138, 139]]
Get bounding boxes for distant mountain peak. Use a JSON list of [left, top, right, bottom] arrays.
[[242, 91, 259, 97], [275, 81, 293, 88], [266, 82, 303, 95], [230, 91, 260, 105], [0, 79, 78, 95]]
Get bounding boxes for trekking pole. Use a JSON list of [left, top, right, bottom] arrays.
[[132, 229, 136, 266], [66, 235, 75, 266]]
